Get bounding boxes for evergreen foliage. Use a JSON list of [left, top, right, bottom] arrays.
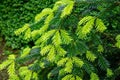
[[115, 35, 120, 48], [0, 0, 120, 80]]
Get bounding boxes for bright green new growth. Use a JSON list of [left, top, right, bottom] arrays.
[[60, 30, 72, 44], [24, 28, 31, 40], [60, 0, 74, 18], [0, 55, 19, 80], [95, 18, 107, 32], [64, 59, 73, 73], [77, 16, 107, 39], [19, 66, 32, 80], [21, 47, 31, 57], [86, 51, 96, 62], [72, 57, 84, 68], [47, 45, 55, 61], [40, 45, 52, 56], [35, 8, 53, 22], [0, 0, 115, 80], [107, 68, 113, 77], [14, 24, 30, 36], [98, 44, 104, 53], [90, 72, 99, 80], [52, 31, 62, 46], [115, 35, 120, 48]]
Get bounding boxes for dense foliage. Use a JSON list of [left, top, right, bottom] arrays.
[[0, 0, 120, 80], [0, 0, 56, 49]]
